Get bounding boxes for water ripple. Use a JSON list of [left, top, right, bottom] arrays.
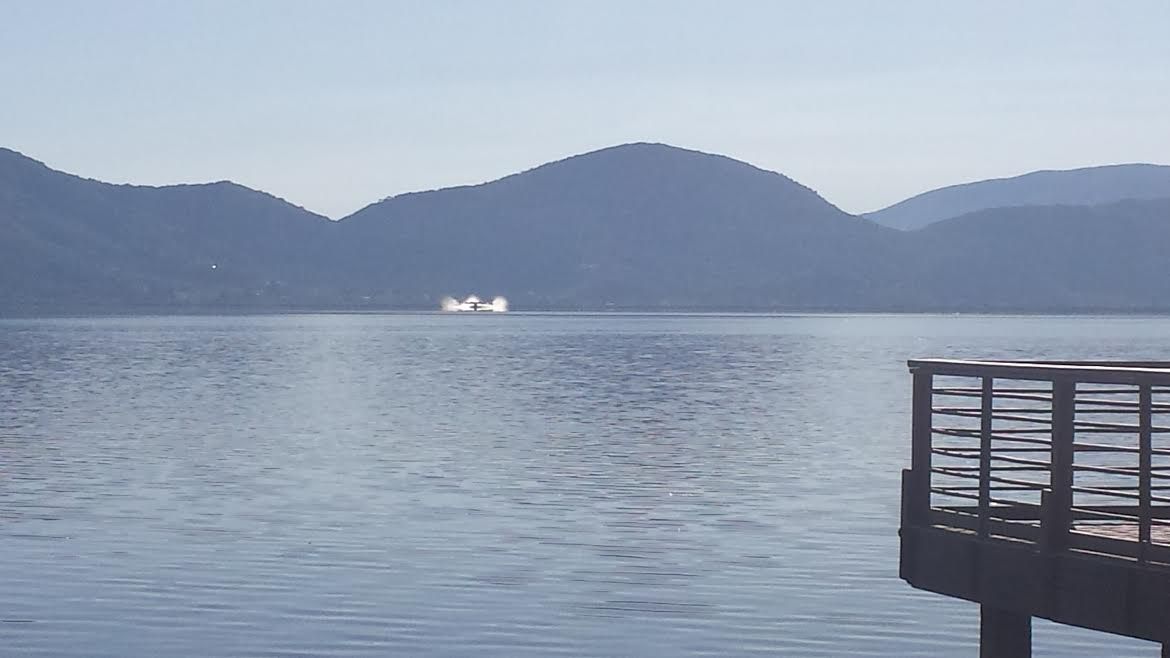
[[0, 314, 1165, 656]]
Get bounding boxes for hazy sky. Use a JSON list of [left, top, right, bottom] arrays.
[[2, 0, 1168, 218]]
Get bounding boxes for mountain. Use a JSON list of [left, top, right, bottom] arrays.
[[336, 143, 908, 309], [4, 143, 1170, 313], [0, 147, 339, 311], [866, 164, 1170, 231], [904, 199, 1170, 311]]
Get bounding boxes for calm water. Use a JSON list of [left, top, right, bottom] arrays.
[[0, 313, 1165, 657]]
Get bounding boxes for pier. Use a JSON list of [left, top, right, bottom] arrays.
[[899, 359, 1170, 657]]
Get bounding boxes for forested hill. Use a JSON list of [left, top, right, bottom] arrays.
[[3, 144, 1169, 313]]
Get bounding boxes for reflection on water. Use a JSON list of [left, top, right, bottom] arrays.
[[0, 314, 1165, 656]]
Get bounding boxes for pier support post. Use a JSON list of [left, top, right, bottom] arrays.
[[980, 605, 1031, 658]]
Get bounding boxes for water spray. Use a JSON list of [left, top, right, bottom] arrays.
[[439, 295, 509, 312]]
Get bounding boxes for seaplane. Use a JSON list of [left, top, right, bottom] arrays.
[[441, 295, 508, 312]]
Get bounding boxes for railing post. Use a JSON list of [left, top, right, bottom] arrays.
[[909, 368, 934, 525], [1139, 383, 1153, 560], [1044, 378, 1075, 551], [979, 376, 994, 538]]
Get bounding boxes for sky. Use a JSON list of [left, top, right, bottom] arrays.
[[1, 0, 1168, 218]]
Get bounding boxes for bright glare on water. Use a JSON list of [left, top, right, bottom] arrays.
[[0, 313, 1165, 657]]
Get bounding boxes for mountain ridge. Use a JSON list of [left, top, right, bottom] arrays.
[[0, 146, 329, 220], [348, 142, 848, 220], [866, 163, 1170, 231], [336, 141, 903, 309], [3, 143, 1170, 313]]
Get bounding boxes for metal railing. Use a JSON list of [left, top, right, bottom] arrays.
[[903, 359, 1170, 564]]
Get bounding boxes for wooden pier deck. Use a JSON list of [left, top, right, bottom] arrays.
[[899, 359, 1170, 657]]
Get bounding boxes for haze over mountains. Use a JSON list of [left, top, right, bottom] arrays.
[[2, 144, 1169, 313], [866, 163, 1170, 230]]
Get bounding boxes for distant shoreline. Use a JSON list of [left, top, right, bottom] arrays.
[[8, 306, 1170, 320]]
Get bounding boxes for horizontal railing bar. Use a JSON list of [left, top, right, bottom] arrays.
[[983, 433, 1056, 443], [989, 453, 1052, 468], [931, 468, 981, 481], [1068, 506, 1145, 522], [1074, 408, 1170, 415], [1077, 397, 1170, 410], [1069, 536, 1170, 564], [934, 387, 1051, 395], [1083, 506, 1170, 519], [934, 392, 1053, 403], [911, 358, 1170, 384], [986, 499, 1043, 509], [953, 444, 1057, 452], [935, 484, 1048, 494], [930, 487, 981, 502], [935, 440, 1052, 451], [982, 433, 1069, 443], [939, 503, 1170, 520], [1071, 463, 1146, 477], [935, 386, 1170, 400], [931, 465, 1048, 473], [1071, 483, 1170, 491], [937, 504, 1170, 514], [1069, 485, 1139, 500], [1070, 441, 1140, 453], [931, 506, 1041, 523], [1068, 485, 1170, 503], [1070, 467, 1170, 481], [1076, 409, 1170, 414], [1065, 531, 1170, 563], [1076, 419, 1170, 432], [1072, 428, 1170, 435], [934, 428, 1054, 440], [929, 508, 1042, 540], [933, 496, 1046, 507], [931, 468, 1053, 489], [935, 452, 1170, 473], [930, 493, 1044, 509], [933, 449, 1048, 459], [984, 473, 1049, 489], [930, 476, 1038, 488], [1067, 532, 1142, 559], [932, 448, 1049, 459], [928, 508, 979, 529], [1072, 442, 1170, 457], [932, 484, 1049, 491], [951, 412, 1054, 425], [1005, 361, 1170, 368], [935, 407, 1055, 415]]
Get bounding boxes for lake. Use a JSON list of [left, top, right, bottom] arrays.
[[0, 313, 1165, 656]]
